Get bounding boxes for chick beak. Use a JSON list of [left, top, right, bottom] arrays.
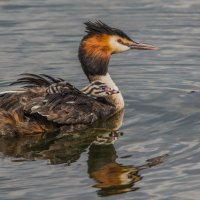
[[129, 42, 158, 50], [104, 86, 119, 95]]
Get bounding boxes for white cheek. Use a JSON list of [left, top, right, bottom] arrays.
[[110, 38, 130, 53]]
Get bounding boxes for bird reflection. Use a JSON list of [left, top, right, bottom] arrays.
[[88, 143, 168, 196], [88, 143, 140, 196]]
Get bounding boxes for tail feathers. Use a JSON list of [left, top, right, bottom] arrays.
[[0, 109, 18, 137], [0, 109, 56, 137], [10, 73, 64, 88]]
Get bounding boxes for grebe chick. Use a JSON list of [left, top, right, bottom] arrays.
[[0, 21, 157, 136], [46, 80, 118, 97], [81, 81, 119, 97]]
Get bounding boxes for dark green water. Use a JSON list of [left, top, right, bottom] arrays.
[[0, 0, 200, 199]]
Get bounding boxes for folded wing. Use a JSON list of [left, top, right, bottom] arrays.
[[0, 74, 115, 126]]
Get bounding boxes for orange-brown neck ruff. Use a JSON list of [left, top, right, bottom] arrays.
[[79, 34, 112, 79]]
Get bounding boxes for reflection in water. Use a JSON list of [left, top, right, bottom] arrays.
[[88, 144, 141, 196], [0, 109, 167, 196], [0, 110, 124, 164], [88, 143, 168, 197]]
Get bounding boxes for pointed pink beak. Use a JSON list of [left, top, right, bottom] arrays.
[[129, 42, 158, 50]]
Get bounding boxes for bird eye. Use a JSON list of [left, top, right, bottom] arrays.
[[117, 39, 123, 44]]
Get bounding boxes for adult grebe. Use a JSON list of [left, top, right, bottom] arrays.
[[0, 21, 157, 136], [0, 78, 119, 136]]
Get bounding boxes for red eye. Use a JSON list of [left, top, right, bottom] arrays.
[[117, 39, 123, 44]]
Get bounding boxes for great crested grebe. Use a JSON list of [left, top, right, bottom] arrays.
[[0, 78, 119, 136], [0, 21, 157, 136]]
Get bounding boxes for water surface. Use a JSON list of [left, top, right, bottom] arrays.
[[0, 0, 200, 199]]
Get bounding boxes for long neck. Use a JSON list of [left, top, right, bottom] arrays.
[[78, 34, 111, 78], [88, 73, 124, 111], [79, 35, 124, 111]]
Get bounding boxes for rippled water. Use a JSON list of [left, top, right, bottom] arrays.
[[0, 0, 200, 199]]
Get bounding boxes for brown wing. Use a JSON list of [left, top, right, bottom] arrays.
[[0, 73, 69, 112], [0, 73, 116, 126], [0, 87, 46, 113], [25, 90, 116, 125]]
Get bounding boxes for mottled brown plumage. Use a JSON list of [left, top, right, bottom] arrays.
[[0, 74, 116, 136]]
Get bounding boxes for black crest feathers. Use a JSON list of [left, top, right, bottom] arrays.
[[84, 20, 132, 41]]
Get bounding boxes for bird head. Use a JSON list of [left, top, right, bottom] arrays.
[[78, 20, 157, 78]]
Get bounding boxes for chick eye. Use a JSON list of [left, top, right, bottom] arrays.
[[117, 39, 123, 44]]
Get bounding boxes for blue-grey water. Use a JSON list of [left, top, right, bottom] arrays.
[[0, 0, 200, 199]]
